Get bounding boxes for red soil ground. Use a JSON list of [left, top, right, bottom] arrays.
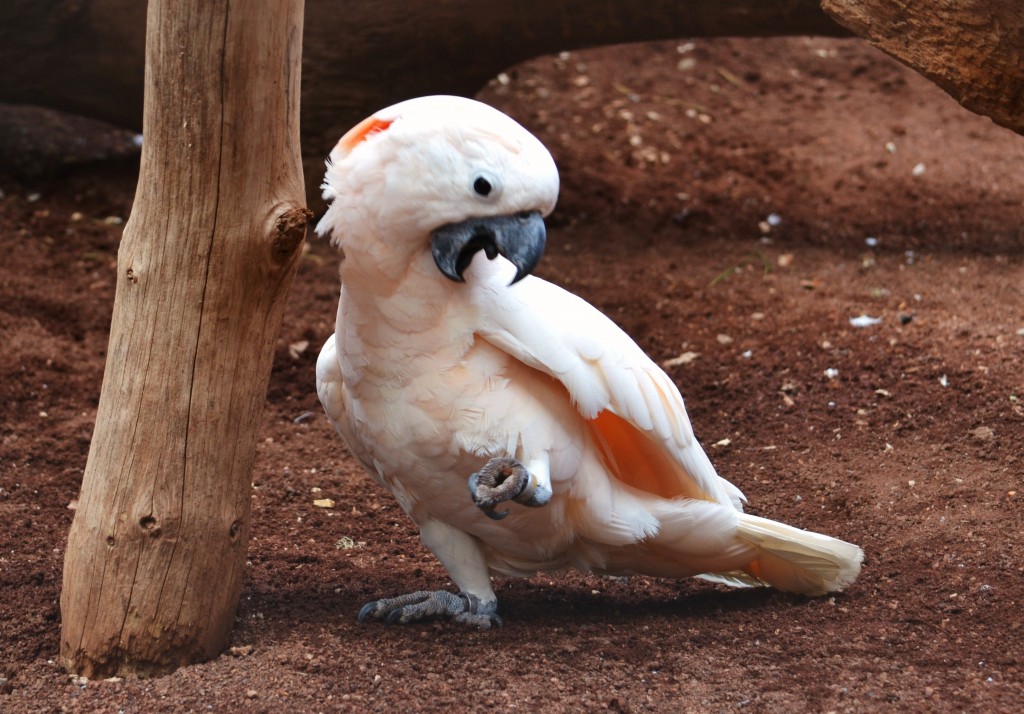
[[2, 37, 1022, 711]]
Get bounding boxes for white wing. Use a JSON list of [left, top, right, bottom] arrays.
[[466, 258, 745, 509]]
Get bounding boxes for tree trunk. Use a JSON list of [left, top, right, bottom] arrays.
[[821, 0, 1024, 136], [0, 0, 847, 144], [59, 0, 309, 679]]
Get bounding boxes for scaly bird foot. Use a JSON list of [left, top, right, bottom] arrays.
[[357, 590, 502, 628], [468, 456, 552, 520]]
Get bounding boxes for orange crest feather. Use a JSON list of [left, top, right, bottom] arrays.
[[336, 116, 394, 156]]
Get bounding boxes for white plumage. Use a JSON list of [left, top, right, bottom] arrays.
[[315, 96, 862, 626]]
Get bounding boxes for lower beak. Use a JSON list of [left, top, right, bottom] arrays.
[[430, 211, 546, 285]]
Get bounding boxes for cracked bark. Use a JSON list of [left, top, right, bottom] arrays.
[[821, 0, 1024, 136], [59, 0, 308, 678]]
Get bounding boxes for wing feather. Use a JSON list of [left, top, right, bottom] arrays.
[[468, 259, 744, 509]]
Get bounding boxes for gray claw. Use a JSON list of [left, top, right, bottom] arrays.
[[357, 590, 501, 628], [468, 457, 549, 518], [482, 506, 510, 521], [357, 600, 379, 623], [468, 472, 510, 520]]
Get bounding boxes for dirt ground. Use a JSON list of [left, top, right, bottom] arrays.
[[2, 37, 1023, 712]]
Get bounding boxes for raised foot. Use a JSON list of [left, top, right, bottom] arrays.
[[357, 590, 502, 629], [468, 456, 552, 520]]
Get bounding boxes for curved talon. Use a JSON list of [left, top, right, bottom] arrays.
[[482, 505, 510, 520], [357, 601, 378, 623], [468, 472, 511, 519], [469, 456, 547, 518]]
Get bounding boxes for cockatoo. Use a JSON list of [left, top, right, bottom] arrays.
[[315, 95, 863, 628]]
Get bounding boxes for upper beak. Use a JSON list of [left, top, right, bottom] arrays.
[[430, 211, 546, 285]]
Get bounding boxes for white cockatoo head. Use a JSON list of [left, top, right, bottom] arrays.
[[315, 95, 559, 285]]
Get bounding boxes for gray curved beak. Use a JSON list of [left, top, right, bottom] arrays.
[[430, 211, 546, 285]]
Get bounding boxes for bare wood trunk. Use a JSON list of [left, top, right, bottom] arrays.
[[59, 0, 309, 678], [0, 0, 846, 142], [822, 0, 1024, 136]]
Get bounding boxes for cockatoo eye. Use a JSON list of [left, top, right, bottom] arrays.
[[473, 177, 492, 196], [471, 172, 501, 200]]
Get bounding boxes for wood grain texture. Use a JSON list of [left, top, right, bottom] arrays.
[[59, 0, 309, 678], [822, 0, 1024, 136]]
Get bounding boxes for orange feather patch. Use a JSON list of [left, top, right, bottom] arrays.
[[336, 115, 394, 155], [587, 409, 710, 501]]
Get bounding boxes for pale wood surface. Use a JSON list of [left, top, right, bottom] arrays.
[[59, 0, 309, 678], [822, 0, 1024, 136]]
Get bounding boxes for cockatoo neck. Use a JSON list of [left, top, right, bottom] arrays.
[[339, 244, 464, 342], [335, 250, 518, 384], [330, 211, 426, 286]]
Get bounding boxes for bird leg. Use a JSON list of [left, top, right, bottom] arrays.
[[357, 518, 500, 628], [468, 456, 551, 520], [358, 590, 502, 628]]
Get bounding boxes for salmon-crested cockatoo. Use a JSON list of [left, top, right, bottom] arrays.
[[316, 95, 863, 628]]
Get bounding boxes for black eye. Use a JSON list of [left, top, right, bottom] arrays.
[[473, 176, 492, 196]]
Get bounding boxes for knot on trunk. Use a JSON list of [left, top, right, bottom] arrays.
[[271, 206, 312, 263]]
